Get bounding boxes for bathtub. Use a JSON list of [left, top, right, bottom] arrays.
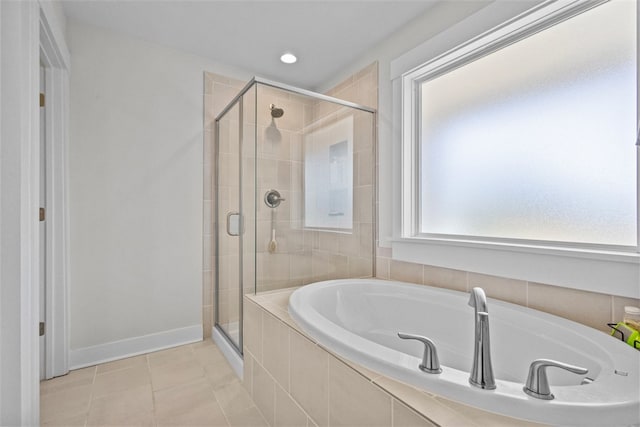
[[288, 279, 640, 426]]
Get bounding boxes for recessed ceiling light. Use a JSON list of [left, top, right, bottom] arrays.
[[280, 53, 297, 64]]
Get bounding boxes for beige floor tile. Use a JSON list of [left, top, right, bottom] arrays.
[[193, 341, 227, 366], [226, 405, 269, 427], [92, 365, 151, 398], [204, 360, 237, 391], [96, 354, 147, 375], [40, 366, 96, 395], [41, 412, 87, 426], [148, 345, 196, 369], [40, 384, 92, 423], [154, 378, 217, 419], [214, 380, 255, 417], [156, 401, 228, 427], [151, 359, 206, 391], [86, 384, 153, 426]]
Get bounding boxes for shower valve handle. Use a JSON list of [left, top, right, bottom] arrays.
[[265, 189, 285, 208]]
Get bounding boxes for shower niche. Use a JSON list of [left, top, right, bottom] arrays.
[[211, 77, 376, 357]]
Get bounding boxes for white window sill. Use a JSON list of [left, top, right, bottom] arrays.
[[391, 237, 640, 299]]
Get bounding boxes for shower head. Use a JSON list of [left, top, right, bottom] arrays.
[[270, 104, 284, 118]]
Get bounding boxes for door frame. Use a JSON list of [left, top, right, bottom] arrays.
[[39, 1, 70, 380]]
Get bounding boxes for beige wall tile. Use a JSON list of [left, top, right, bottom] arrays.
[[274, 384, 307, 427], [356, 150, 374, 186], [242, 352, 254, 396], [435, 397, 544, 427], [377, 246, 392, 258], [376, 256, 390, 279], [390, 260, 422, 284], [422, 265, 467, 293], [244, 299, 263, 362], [328, 357, 391, 426], [348, 256, 373, 278], [468, 272, 527, 306], [327, 254, 349, 280], [354, 185, 373, 223], [263, 313, 290, 390], [528, 282, 612, 332], [252, 361, 276, 426], [612, 295, 640, 324], [290, 330, 329, 426], [203, 305, 213, 339], [393, 400, 437, 427]]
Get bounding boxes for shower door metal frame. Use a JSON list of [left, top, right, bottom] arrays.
[[213, 76, 376, 356], [214, 95, 245, 356]]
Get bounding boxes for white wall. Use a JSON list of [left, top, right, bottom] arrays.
[[67, 21, 250, 362]]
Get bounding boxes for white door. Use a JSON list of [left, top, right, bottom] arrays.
[[39, 63, 47, 380]]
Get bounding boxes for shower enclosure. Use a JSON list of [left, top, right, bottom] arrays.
[[213, 77, 376, 356]]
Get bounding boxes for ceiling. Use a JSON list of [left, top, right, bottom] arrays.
[[61, 1, 438, 89]]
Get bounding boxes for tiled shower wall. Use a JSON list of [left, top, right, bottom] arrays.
[[203, 65, 378, 338]]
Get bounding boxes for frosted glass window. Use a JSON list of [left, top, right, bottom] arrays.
[[304, 116, 353, 230], [419, 0, 637, 246]]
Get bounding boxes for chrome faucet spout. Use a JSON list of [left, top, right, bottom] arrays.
[[468, 287, 496, 390], [468, 287, 488, 312]]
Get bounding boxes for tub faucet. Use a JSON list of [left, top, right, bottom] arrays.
[[468, 287, 496, 390]]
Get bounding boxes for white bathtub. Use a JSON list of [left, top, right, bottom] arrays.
[[288, 279, 640, 426]]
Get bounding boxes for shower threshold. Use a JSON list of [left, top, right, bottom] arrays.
[[212, 323, 243, 379]]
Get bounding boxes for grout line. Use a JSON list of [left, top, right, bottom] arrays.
[[83, 366, 98, 426]]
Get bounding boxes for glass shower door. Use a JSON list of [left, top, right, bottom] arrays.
[[215, 84, 257, 354], [215, 99, 242, 350]]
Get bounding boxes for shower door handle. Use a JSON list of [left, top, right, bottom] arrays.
[[226, 212, 242, 236]]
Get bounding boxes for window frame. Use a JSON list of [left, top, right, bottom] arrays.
[[394, 0, 640, 298]]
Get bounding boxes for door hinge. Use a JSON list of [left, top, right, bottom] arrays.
[[39, 207, 45, 222], [39, 322, 45, 336], [40, 93, 45, 107]]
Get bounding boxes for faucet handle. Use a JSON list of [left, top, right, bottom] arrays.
[[398, 333, 442, 374], [523, 359, 588, 400]]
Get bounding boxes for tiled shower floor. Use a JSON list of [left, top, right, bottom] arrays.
[[40, 340, 267, 426]]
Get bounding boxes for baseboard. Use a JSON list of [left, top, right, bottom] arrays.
[[69, 324, 203, 370]]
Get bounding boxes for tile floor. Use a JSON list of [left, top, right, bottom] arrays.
[[40, 340, 268, 426]]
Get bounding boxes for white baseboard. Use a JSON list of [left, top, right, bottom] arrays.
[[69, 324, 203, 370], [212, 326, 243, 380]]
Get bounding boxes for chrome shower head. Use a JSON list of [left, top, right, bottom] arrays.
[[270, 104, 284, 118]]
